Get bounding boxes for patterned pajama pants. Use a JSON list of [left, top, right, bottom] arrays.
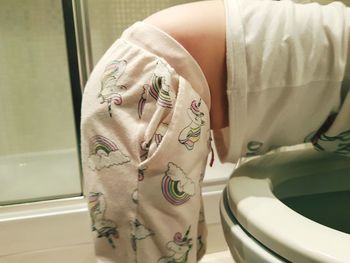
[[81, 22, 212, 263]]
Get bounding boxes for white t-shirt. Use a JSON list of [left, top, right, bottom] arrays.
[[214, 0, 350, 163]]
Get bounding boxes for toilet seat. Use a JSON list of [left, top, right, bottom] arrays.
[[220, 188, 289, 263], [223, 148, 350, 263]]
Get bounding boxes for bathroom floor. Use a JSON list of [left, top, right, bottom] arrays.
[[200, 250, 235, 263]]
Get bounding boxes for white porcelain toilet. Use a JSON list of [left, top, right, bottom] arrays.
[[220, 146, 350, 263]]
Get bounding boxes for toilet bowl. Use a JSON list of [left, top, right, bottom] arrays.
[[220, 146, 350, 263]]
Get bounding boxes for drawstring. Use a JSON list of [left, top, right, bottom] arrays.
[[209, 135, 215, 167], [209, 144, 215, 167]]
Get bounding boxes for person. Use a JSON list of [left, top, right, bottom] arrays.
[[80, 0, 350, 262]]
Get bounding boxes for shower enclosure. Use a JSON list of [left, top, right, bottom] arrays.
[[0, 0, 82, 206], [0, 0, 89, 261]]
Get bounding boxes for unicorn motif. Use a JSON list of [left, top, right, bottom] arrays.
[[138, 60, 175, 118], [88, 192, 119, 248], [138, 85, 148, 119], [98, 59, 127, 117], [196, 235, 204, 255], [246, 141, 263, 157], [312, 130, 350, 155], [178, 99, 205, 150], [158, 226, 193, 263], [130, 219, 154, 251]]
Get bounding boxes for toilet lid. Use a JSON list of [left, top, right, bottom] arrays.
[[226, 148, 350, 263]]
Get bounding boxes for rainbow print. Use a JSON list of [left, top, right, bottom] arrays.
[[161, 175, 191, 205], [148, 75, 173, 108], [161, 162, 195, 206], [88, 135, 130, 171], [89, 135, 118, 155]]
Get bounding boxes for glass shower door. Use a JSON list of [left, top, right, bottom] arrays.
[[0, 0, 82, 205]]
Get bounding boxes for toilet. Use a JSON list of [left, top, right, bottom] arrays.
[[220, 146, 350, 263]]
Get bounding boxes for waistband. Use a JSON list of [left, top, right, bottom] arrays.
[[120, 21, 211, 110]]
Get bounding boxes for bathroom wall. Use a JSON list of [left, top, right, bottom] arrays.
[[87, 0, 197, 64], [0, 0, 77, 156]]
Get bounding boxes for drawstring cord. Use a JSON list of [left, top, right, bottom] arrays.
[[209, 135, 215, 167], [209, 144, 215, 167]]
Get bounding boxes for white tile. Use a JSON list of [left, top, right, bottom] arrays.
[[0, 243, 96, 263], [206, 223, 229, 254], [0, 197, 93, 256], [203, 191, 222, 225], [201, 250, 236, 263]]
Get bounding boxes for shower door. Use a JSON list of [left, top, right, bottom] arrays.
[[0, 0, 82, 205], [0, 0, 200, 206]]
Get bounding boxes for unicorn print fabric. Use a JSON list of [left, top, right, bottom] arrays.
[[81, 22, 211, 263]]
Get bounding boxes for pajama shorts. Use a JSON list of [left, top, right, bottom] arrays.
[[81, 22, 212, 263]]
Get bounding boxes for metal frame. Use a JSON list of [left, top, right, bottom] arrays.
[[72, 0, 94, 89], [61, 0, 93, 192]]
